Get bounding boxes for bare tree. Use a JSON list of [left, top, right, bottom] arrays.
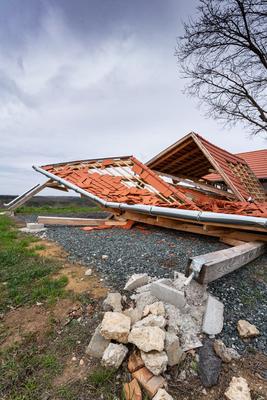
[[176, 0, 267, 135]]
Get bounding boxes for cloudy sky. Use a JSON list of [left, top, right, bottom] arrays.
[[0, 0, 266, 195]]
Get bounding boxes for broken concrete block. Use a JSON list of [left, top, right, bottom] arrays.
[[143, 301, 165, 317], [85, 324, 110, 359], [100, 312, 131, 343], [237, 320, 260, 338], [141, 351, 168, 376], [184, 280, 208, 306], [165, 332, 184, 366], [202, 295, 224, 335], [153, 388, 173, 400], [128, 351, 145, 373], [124, 273, 149, 291], [123, 379, 142, 400], [133, 315, 166, 330], [173, 272, 188, 291], [101, 343, 128, 368], [128, 326, 165, 352], [132, 367, 166, 398], [198, 339, 222, 387], [165, 304, 181, 334], [103, 292, 122, 312], [224, 377, 251, 400], [134, 291, 158, 314], [213, 339, 241, 363], [151, 281, 185, 309], [124, 307, 143, 326], [20, 223, 47, 233], [136, 283, 152, 293]]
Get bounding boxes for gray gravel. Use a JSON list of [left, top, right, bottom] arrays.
[[20, 214, 267, 354]]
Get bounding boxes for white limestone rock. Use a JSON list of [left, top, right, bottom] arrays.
[[202, 295, 224, 336], [101, 343, 128, 368], [237, 320, 260, 338], [224, 377, 251, 400], [124, 273, 149, 291], [165, 332, 184, 366], [143, 301, 165, 317], [133, 314, 166, 329], [141, 351, 168, 376], [103, 292, 122, 312], [100, 312, 131, 343], [123, 307, 143, 326], [132, 291, 158, 314], [128, 326, 166, 352]]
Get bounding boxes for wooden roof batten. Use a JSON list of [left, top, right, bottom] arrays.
[[146, 132, 265, 202]]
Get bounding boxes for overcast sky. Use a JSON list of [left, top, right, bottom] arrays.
[[0, 0, 266, 195]]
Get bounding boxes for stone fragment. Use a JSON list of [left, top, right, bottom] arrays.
[[202, 295, 224, 335], [133, 315, 166, 329], [128, 351, 145, 373], [128, 327, 166, 352], [124, 307, 143, 325], [141, 351, 168, 376], [123, 379, 142, 400], [151, 281, 186, 309], [153, 389, 173, 400], [198, 339, 222, 387], [100, 312, 131, 343], [85, 268, 92, 276], [173, 272, 188, 291], [86, 324, 110, 358], [103, 292, 122, 312], [165, 304, 181, 334], [143, 302, 165, 317], [132, 368, 166, 398], [213, 340, 241, 363], [237, 320, 260, 338], [165, 332, 184, 366], [184, 280, 208, 306], [224, 377, 251, 400], [101, 343, 128, 368], [125, 274, 149, 291], [136, 283, 152, 293], [133, 292, 158, 314]]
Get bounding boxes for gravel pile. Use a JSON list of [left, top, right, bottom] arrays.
[[20, 214, 267, 354]]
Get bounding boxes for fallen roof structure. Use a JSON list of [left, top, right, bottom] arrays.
[[5, 132, 267, 242]]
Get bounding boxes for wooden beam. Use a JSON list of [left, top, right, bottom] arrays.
[[9, 181, 51, 211], [220, 237, 246, 246], [37, 216, 112, 226], [186, 241, 266, 284]]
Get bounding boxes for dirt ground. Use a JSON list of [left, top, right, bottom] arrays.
[[1, 235, 266, 400]]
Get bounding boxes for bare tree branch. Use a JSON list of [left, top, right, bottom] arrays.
[[176, 0, 267, 135]]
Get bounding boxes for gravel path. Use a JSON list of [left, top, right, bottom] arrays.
[[20, 214, 267, 354]]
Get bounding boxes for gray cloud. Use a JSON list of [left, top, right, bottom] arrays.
[[0, 0, 266, 194]]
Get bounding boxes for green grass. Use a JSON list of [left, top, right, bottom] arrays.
[[0, 215, 68, 312], [16, 205, 100, 214]]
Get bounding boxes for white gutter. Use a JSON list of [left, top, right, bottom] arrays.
[[32, 165, 267, 230]]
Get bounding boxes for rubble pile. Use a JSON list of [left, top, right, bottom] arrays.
[[86, 272, 224, 398], [86, 272, 259, 398]]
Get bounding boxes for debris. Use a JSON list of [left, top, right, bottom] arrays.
[[124, 307, 143, 325], [85, 268, 92, 276], [213, 340, 241, 363], [143, 301, 165, 317], [202, 295, 224, 336], [164, 332, 183, 366], [151, 280, 186, 309], [133, 315, 166, 330], [237, 320, 260, 338], [152, 388, 173, 400], [141, 351, 168, 376], [86, 324, 111, 358], [100, 312, 131, 344], [103, 292, 122, 312], [128, 351, 145, 373], [224, 377, 251, 400], [134, 291, 158, 314], [198, 339, 222, 388], [128, 327, 165, 352], [123, 379, 142, 400], [132, 367, 166, 398], [102, 255, 109, 260], [79, 359, 85, 366], [124, 273, 149, 291], [101, 343, 128, 368]]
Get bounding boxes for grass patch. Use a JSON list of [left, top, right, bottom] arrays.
[[16, 205, 100, 215], [0, 215, 68, 312]]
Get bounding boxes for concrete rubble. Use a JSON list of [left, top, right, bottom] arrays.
[[86, 272, 226, 398]]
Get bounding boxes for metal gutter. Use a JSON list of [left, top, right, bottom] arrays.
[[33, 165, 267, 230]]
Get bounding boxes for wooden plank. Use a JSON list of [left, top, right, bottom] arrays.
[[37, 216, 111, 226], [220, 237, 246, 246], [186, 241, 266, 284], [8, 181, 51, 211]]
